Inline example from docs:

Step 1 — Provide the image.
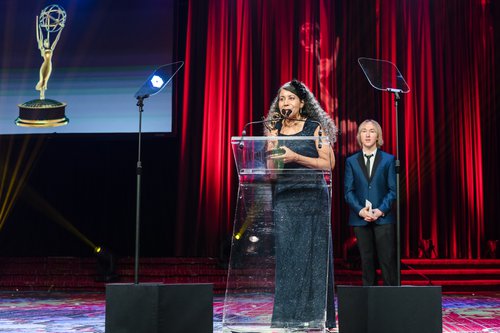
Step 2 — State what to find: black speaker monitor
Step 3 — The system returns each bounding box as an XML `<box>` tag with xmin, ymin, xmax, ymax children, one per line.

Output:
<box><xmin>337</xmin><ymin>285</ymin><xmax>442</xmax><ymax>333</ymax></box>
<box><xmin>105</xmin><ymin>283</ymin><xmax>213</xmax><ymax>333</ymax></box>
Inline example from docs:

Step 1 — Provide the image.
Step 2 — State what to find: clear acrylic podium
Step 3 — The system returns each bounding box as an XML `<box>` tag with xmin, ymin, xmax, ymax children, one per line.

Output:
<box><xmin>223</xmin><ymin>136</ymin><xmax>332</xmax><ymax>333</ymax></box>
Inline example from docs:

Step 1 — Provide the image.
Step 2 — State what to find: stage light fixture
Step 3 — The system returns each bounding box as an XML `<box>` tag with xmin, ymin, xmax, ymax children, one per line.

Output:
<box><xmin>94</xmin><ymin>246</ymin><xmax>118</xmax><ymax>282</ymax></box>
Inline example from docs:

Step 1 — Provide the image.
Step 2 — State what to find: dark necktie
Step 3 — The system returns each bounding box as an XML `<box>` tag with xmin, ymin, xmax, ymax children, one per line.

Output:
<box><xmin>365</xmin><ymin>154</ymin><xmax>373</xmax><ymax>177</ymax></box>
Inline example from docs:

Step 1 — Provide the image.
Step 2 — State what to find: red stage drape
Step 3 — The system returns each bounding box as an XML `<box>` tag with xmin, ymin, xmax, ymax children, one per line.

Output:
<box><xmin>175</xmin><ymin>0</ymin><xmax>498</xmax><ymax>259</ymax></box>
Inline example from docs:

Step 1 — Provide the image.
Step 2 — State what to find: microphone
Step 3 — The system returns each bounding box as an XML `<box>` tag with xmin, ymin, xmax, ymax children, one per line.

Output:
<box><xmin>280</xmin><ymin>109</ymin><xmax>292</xmax><ymax>118</ymax></box>
<box><xmin>280</xmin><ymin>111</ymin><xmax>324</xmax><ymax>149</ymax></box>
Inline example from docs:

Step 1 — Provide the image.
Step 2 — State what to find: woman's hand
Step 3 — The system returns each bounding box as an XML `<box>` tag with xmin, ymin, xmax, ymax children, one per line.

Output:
<box><xmin>269</xmin><ymin>146</ymin><xmax>298</xmax><ymax>164</ymax></box>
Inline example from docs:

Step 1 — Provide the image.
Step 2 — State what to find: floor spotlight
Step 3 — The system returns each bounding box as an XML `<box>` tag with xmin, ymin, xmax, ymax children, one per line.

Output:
<box><xmin>94</xmin><ymin>247</ymin><xmax>118</xmax><ymax>282</ymax></box>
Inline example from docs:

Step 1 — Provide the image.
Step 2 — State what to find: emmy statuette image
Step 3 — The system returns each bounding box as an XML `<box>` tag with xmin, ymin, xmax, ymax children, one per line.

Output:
<box><xmin>16</xmin><ymin>4</ymin><xmax>69</xmax><ymax>127</ymax></box>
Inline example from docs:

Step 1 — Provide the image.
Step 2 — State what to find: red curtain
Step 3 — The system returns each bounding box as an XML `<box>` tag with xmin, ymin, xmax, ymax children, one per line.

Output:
<box><xmin>175</xmin><ymin>0</ymin><xmax>498</xmax><ymax>259</ymax></box>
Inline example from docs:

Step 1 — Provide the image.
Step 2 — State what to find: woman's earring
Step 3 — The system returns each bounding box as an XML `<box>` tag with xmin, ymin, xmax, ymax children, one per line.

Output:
<box><xmin>299</xmin><ymin>108</ymin><xmax>305</xmax><ymax>116</ymax></box>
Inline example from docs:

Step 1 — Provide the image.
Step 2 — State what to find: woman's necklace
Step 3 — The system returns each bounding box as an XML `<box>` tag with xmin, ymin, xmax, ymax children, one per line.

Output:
<box><xmin>282</xmin><ymin>117</ymin><xmax>306</xmax><ymax>134</ymax></box>
<box><xmin>284</xmin><ymin>116</ymin><xmax>305</xmax><ymax>128</ymax></box>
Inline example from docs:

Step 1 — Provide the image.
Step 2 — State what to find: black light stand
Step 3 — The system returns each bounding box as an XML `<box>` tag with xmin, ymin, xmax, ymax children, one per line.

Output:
<box><xmin>387</xmin><ymin>88</ymin><xmax>402</xmax><ymax>286</ymax></box>
<box><xmin>387</xmin><ymin>88</ymin><xmax>432</xmax><ymax>286</ymax></box>
<box><xmin>134</xmin><ymin>95</ymin><xmax>147</xmax><ymax>284</ymax></box>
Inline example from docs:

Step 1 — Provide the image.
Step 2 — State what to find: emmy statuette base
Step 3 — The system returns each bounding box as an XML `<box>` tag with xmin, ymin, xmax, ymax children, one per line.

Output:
<box><xmin>105</xmin><ymin>283</ymin><xmax>213</xmax><ymax>333</ymax></box>
<box><xmin>337</xmin><ymin>285</ymin><xmax>442</xmax><ymax>333</ymax></box>
<box><xmin>17</xmin><ymin>99</ymin><xmax>69</xmax><ymax>128</ymax></box>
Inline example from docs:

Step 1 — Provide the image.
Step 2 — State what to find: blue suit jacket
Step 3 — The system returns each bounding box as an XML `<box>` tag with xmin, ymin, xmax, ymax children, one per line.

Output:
<box><xmin>344</xmin><ymin>150</ymin><xmax>396</xmax><ymax>226</ymax></box>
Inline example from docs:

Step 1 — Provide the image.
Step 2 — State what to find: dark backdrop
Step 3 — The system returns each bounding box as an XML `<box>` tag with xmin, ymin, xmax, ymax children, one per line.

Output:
<box><xmin>0</xmin><ymin>134</ymin><xmax>179</xmax><ymax>257</ymax></box>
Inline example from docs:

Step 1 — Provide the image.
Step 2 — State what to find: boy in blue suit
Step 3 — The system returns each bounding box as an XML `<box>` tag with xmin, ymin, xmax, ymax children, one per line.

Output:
<box><xmin>344</xmin><ymin>119</ymin><xmax>397</xmax><ymax>286</ymax></box>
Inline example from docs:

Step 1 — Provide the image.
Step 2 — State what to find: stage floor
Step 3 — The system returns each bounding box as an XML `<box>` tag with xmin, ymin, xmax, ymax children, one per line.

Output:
<box><xmin>0</xmin><ymin>291</ymin><xmax>498</xmax><ymax>332</ymax></box>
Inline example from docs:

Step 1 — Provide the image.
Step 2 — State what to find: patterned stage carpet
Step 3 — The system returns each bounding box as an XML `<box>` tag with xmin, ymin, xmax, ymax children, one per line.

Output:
<box><xmin>0</xmin><ymin>291</ymin><xmax>498</xmax><ymax>332</ymax></box>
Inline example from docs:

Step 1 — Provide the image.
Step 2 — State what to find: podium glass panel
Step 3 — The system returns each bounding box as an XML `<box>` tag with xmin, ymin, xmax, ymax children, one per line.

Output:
<box><xmin>223</xmin><ymin>136</ymin><xmax>332</xmax><ymax>333</ymax></box>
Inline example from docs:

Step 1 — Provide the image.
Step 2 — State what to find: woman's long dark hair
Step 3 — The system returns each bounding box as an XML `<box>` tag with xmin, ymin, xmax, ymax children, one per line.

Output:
<box><xmin>264</xmin><ymin>79</ymin><xmax>338</xmax><ymax>144</ymax></box>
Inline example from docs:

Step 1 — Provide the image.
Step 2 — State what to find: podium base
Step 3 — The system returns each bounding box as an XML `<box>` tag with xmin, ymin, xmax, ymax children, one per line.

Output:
<box><xmin>337</xmin><ymin>285</ymin><xmax>442</xmax><ymax>333</ymax></box>
<box><xmin>105</xmin><ymin>283</ymin><xmax>213</xmax><ymax>333</ymax></box>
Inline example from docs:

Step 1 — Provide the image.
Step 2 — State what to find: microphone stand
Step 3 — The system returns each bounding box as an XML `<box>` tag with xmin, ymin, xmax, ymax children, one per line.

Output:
<box><xmin>238</xmin><ymin>116</ymin><xmax>284</xmax><ymax>149</ymax></box>
<box><xmin>134</xmin><ymin>94</ymin><xmax>148</xmax><ymax>284</ymax></box>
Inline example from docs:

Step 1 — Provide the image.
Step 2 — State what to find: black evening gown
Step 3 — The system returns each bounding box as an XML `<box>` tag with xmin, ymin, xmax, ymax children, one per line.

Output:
<box><xmin>271</xmin><ymin>118</ymin><xmax>336</xmax><ymax>329</ymax></box>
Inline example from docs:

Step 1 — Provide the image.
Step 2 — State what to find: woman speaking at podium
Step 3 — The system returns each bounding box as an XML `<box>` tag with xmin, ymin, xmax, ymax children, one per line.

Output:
<box><xmin>264</xmin><ymin>80</ymin><xmax>337</xmax><ymax>331</ymax></box>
